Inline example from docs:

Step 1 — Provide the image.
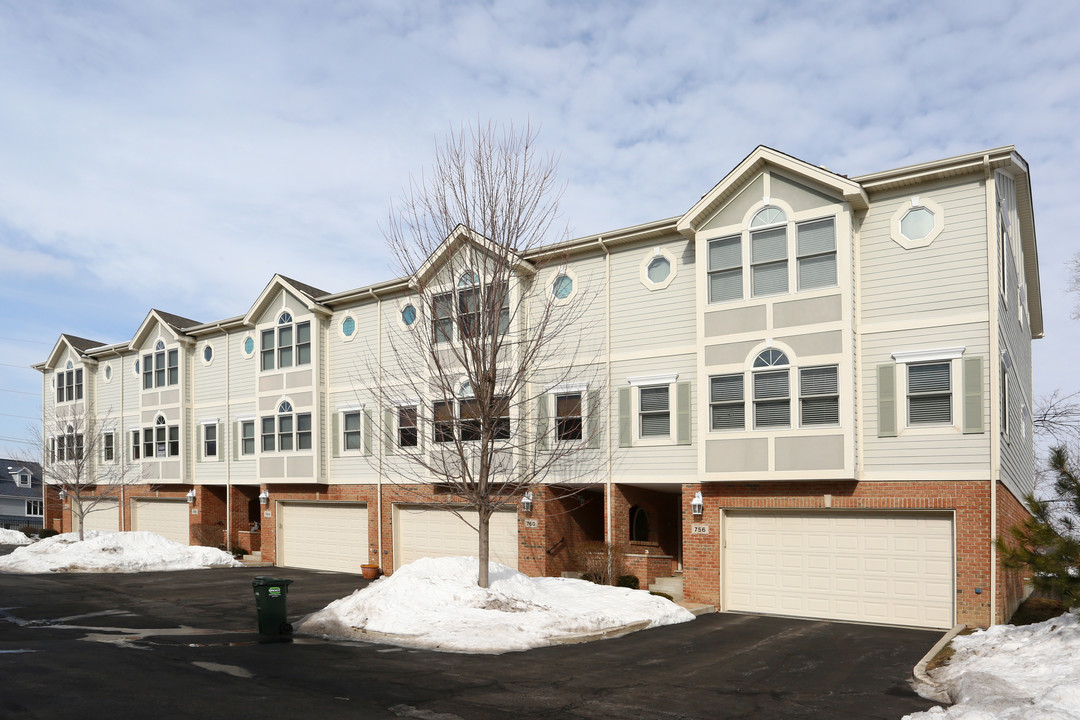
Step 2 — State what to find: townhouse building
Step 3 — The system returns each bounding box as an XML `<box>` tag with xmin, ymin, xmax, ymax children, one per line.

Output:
<box><xmin>0</xmin><ymin>460</ymin><xmax>43</xmax><ymax>530</ymax></box>
<box><xmin>36</xmin><ymin>145</ymin><xmax>1041</xmax><ymax>630</ymax></box>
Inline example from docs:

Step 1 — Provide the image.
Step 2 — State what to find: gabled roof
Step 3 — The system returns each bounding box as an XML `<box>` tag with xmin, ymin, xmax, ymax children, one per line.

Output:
<box><xmin>0</xmin><ymin>460</ymin><xmax>42</xmax><ymax>499</ymax></box>
<box><xmin>128</xmin><ymin>309</ymin><xmax>199</xmax><ymax>350</ymax></box>
<box><xmin>41</xmin><ymin>333</ymin><xmax>105</xmax><ymax>369</ymax></box>
<box><xmin>242</xmin><ymin>274</ymin><xmax>332</xmax><ymax>326</ymax></box>
<box><xmin>676</xmin><ymin>145</ymin><xmax>869</xmax><ymax>237</ymax></box>
<box><xmin>411</xmin><ymin>224</ymin><xmax>536</xmax><ymax>289</ymax></box>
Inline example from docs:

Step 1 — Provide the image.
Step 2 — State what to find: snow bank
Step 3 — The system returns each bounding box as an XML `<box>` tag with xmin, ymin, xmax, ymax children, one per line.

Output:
<box><xmin>0</xmin><ymin>531</ymin><xmax>242</xmax><ymax>573</ymax></box>
<box><xmin>298</xmin><ymin>556</ymin><xmax>695</xmax><ymax>653</ymax></box>
<box><xmin>0</xmin><ymin>528</ymin><xmax>33</xmax><ymax>545</ymax></box>
<box><xmin>905</xmin><ymin>611</ymin><xmax>1080</xmax><ymax>720</ymax></box>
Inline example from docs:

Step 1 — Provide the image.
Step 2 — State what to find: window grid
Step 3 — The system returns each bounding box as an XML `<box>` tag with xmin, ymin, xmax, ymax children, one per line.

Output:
<box><xmin>639</xmin><ymin>386</ymin><xmax>671</xmax><ymax>437</ymax></box>
<box><xmin>398</xmin><ymin>407</ymin><xmax>418</xmax><ymax>448</ymax></box>
<box><xmin>908</xmin><ymin>362</ymin><xmax>952</xmax><ymax>425</ymax></box>
<box><xmin>56</xmin><ymin>368</ymin><xmax>84</xmax><ymax>403</ymax></box>
<box><xmin>709</xmin><ymin>374</ymin><xmax>744</xmax><ymax>430</ymax></box>
<box><xmin>799</xmin><ymin>365</ymin><xmax>839</xmax><ymax>426</ymax></box>
<box><xmin>556</xmin><ymin>393</ymin><xmax>583</xmax><ymax>441</ymax></box>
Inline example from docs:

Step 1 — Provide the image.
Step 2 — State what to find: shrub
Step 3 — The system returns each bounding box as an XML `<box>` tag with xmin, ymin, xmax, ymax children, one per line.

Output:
<box><xmin>39</xmin><ymin>529</ymin><xmax>59</xmax><ymax>538</ymax></box>
<box><xmin>616</xmin><ymin>574</ymin><xmax>640</xmax><ymax>589</ymax></box>
<box><xmin>569</xmin><ymin>541</ymin><xmax>628</xmax><ymax>586</ymax></box>
<box><xmin>649</xmin><ymin>590</ymin><xmax>673</xmax><ymax>601</ymax></box>
<box><xmin>18</xmin><ymin>526</ymin><xmax>39</xmax><ymax>537</ymax></box>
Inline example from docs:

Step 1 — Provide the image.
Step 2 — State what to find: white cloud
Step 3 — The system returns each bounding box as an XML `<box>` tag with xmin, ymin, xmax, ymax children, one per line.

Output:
<box><xmin>1</xmin><ymin>0</ymin><xmax>1079</xmax><ymax>454</ymax></box>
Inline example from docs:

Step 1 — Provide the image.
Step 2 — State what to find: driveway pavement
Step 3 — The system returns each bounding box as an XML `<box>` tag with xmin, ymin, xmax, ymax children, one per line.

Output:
<box><xmin>0</xmin><ymin>562</ymin><xmax>940</xmax><ymax>719</ymax></box>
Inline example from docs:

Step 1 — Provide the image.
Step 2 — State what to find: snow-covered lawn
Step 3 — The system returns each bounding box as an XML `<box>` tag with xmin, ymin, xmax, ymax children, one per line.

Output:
<box><xmin>298</xmin><ymin>556</ymin><xmax>695</xmax><ymax>653</ymax></box>
<box><xmin>906</xmin><ymin>611</ymin><xmax>1080</xmax><ymax>719</ymax></box>
<box><xmin>0</xmin><ymin>528</ymin><xmax>33</xmax><ymax>545</ymax></box>
<box><xmin>0</xmin><ymin>530</ymin><xmax>241</xmax><ymax>573</ymax></box>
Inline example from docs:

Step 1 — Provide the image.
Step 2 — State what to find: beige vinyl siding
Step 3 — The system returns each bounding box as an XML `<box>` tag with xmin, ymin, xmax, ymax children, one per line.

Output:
<box><xmin>328</xmin><ymin>301</ymin><xmax>380</xmax><ymax>391</ymax></box>
<box><xmin>532</xmin><ymin>251</ymin><xmax>608</xmax><ymax>361</ymax></box>
<box><xmin>609</xmin><ymin>235</ymin><xmax>696</xmax><ymax>356</ymax></box>
<box><xmin>193</xmin><ymin>334</ymin><xmax>229</xmax><ymax>406</ymax></box>
<box><xmin>860</xmin><ymin>178</ymin><xmax>989</xmax><ymax>323</ymax></box>
<box><xmin>861</xmin><ymin>323</ymin><xmax>991</xmax><ymax>476</ymax></box>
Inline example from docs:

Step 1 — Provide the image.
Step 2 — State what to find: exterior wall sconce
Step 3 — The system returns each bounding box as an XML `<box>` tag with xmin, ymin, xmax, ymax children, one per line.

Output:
<box><xmin>58</xmin><ymin>489</ymin><xmax>67</xmax><ymax>501</ymax></box>
<box><xmin>186</xmin><ymin>489</ymin><xmax>196</xmax><ymax>504</ymax></box>
<box><xmin>691</xmin><ymin>491</ymin><xmax>704</xmax><ymax>517</ymax></box>
<box><xmin>259</xmin><ymin>489</ymin><xmax>270</xmax><ymax>506</ymax></box>
<box><xmin>521</xmin><ymin>491</ymin><xmax>533</xmax><ymax>513</ymax></box>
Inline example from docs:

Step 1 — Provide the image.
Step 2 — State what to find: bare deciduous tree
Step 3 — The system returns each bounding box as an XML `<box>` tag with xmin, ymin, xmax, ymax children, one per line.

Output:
<box><xmin>27</xmin><ymin>406</ymin><xmax>147</xmax><ymax>541</ymax></box>
<box><xmin>373</xmin><ymin>122</ymin><xmax>606</xmax><ymax>587</ymax></box>
<box><xmin>1034</xmin><ymin>390</ymin><xmax>1080</xmax><ymax>448</ymax></box>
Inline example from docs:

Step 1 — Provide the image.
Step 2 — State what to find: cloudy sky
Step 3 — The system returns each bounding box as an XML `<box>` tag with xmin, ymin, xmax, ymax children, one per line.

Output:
<box><xmin>1</xmin><ymin>0</ymin><xmax>1078</xmax><ymax>457</ymax></box>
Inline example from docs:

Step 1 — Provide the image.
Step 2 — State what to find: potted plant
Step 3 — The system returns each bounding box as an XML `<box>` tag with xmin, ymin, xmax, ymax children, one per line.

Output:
<box><xmin>361</xmin><ymin>563</ymin><xmax>381</xmax><ymax>580</ymax></box>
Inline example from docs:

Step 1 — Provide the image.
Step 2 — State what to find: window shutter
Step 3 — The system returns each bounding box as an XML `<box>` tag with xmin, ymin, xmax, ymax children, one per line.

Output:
<box><xmin>587</xmin><ymin>391</ymin><xmax>600</xmax><ymax>449</ymax></box>
<box><xmin>232</xmin><ymin>422</ymin><xmax>240</xmax><ymax>460</ymax></box>
<box><xmin>963</xmin><ymin>356</ymin><xmax>985</xmax><ymax>434</ymax></box>
<box><xmin>618</xmin><ymin>386</ymin><xmax>632</xmax><ymax>448</ymax></box>
<box><xmin>363</xmin><ymin>410</ymin><xmax>373</xmax><ymax>456</ymax></box>
<box><xmin>197</xmin><ymin>425</ymin><xmax>203</xmax><ymax>462</ymax></box>
<box><xmin>877</xmin><ymin>364</ymin><xmax>897</xmax><ymax>437</ymax></box>
<box><xmin>384</xmin><ymin>410</ymin><xmax>395</xmax><ymax>455</ymax></box>
<box><xmin>124</xmin><ymin>433</ymin><xmax>130</xmax><ymax>463</ymax></box>
<box><xmin>217</xmin><ymin>423</ymin><xmax>225</xmax><ymax>462</ymax></box>
<box><xmin>536</xmin><ymin>394</ymin><xmax>550</xmax><ymax>452</ymax></box>
<box><xmin>676</xmin><ymin>382</ymin><xmax>691</xmax><ymax>446</ymax></box>
<box><xmin>331</xmin><ymin>413</ymin><xmax>340</xmax><ymax>457</ymax></box>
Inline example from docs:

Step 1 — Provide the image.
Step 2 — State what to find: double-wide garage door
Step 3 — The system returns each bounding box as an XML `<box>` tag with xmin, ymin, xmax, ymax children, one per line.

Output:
<box><xmin>277</xmin><ymin>502</ymin><xmax>368</xmax><ymax>574</ymax></box>
<box><xmin>393</xmin><ymin>506</ymin><xmax>518</xmax><ymax>570</ymax></box>
<box><xmin>132</xmin><ymin>499</ymin><xmax>190</xmax><ymax>546</ymax></box>
<box><xmin>725</xmin><ymin>510</ymin><xmax>954</xmax><ymax>629</ymax></box>
<box><xmin>75</xmin><ymin>500</ymin><xmax>121</xmax><ymax>534</ymax></box>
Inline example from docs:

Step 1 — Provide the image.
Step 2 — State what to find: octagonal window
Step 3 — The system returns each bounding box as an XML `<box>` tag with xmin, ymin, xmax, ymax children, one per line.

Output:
<box><xmin>401</xmin><ymin>304</ymin><xmax>417</xmax><ymax>326</ymax></box>
<box><xmin>552</xmin><ymin>274</ymin><xmax>573</xmax><ymax>300</ymax></box>
<box><xmin>647</xmin><ymin>257</ymin><xmax>671</xmax><ymax>283</ymax></box>
<box><xmin>901</xmin><ymin>207</ymin><xmax>935</xmax><ymax>241</ymax></box>
<box><xmin>342</xmin><ymin>316</ymin><xmax>355</xmax><ymax>337</ymax></box>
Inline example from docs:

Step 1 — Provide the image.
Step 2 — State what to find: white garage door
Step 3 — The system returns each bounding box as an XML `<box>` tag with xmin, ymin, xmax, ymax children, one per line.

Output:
<box><xmin>725</xmin><ymin>510</ymin><xmax>954</xmax><ymax>629</ymax></box>
<box><xmin>75</xmin><ymin>500</ymin><xmax>121</xmax><ymax>533</ymax></box>
<box><xmin>132</xmin><ymin>499</ymin><xmax>190</xmax><ymax>546</ymax></box>
<box><xmin>277</xmin><ymin>502</ymin><xmax>368</xmax><ymax>573</ymax></box>
<box><xmin>393</xmin><ymin>505</ymin><xmax>518</xmax><ymax>570</ymax></box>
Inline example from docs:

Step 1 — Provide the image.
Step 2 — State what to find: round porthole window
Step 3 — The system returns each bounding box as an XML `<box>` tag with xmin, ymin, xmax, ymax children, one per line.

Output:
<box><xmin>401</xmin><ymin>304</ymin><xmax>417</xmax><ymax>326</ymax></box>
<box><xmin>647</xmin><ymin>257</ymin><xmax>671</xmax><ymax>283</ymax></box>
<box><xmin>104</xmin><ymin>365</ymin><xmax>113</xmax><ymax>381</ymax></box>
<box><xmin>134</xmin><ymin>359</ymin><xmax>140</xmax><ymax>376</ymax></box>
<box><xmin>243</xmin><ymin>337</ymin><xmax>255</xmax><ymax>355</ymax></box>
<box><xmin>342</xmin><ymin>316</ymin><xmax>356</xmax><ymax>337</ymax></box>
<box><xmin>552</xmin><ymin>274</ymin><xmax>573</xmax><ymax>300</ymax></box>
<box><xmin>203</xmin><ymin>345</ymin><xmax>213</xmax><ymax>363</ymax></box>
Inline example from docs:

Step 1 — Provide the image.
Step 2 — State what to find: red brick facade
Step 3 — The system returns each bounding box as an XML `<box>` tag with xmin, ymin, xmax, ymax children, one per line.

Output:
<box><xmin>995</xmin><ymin>482</ymin><xmax>1032</xmax><ymax>623</ymax></box>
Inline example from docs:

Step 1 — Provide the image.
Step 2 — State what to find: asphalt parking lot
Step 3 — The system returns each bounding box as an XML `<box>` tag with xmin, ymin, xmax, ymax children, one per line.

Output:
<box><xmin>0</xmin><ymin>560</ymin><xmax>940</xmax><ymax>719</ymax></box>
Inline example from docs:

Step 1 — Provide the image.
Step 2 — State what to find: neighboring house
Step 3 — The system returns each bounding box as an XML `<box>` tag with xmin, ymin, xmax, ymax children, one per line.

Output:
<box><xmin>0</xmin><ymin>460</ymin><xmax>44</xmax><ymax>530</ymax></box>
<box><xmin>34</xmin><ymin>145</ymin><xmax>1041</xmax><ymax>630</ymax></box>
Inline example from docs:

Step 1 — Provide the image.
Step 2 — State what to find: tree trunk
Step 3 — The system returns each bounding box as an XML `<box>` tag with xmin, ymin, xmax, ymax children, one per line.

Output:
<box><xmin>478</xmin><ymin>508</ymin><xmax>490</xmax><ymax>588</ymax></box>
<box><xmin>76</xmin><ymin>507</ymin><xmax>85</xmax><ymax>542</ymax></box>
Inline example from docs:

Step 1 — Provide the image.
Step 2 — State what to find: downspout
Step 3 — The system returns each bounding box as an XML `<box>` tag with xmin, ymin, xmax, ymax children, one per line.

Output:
<box><xmin>597</xmin><ymin>237</ymin><xmax>613</xmax><ymax>548</ymax></box>
<box><xmin>225</xmin><ymin>327</ymin><xmax>231</xmax><ymax>551</ymax></box>
<box><xmin>371</xmin><ymin>288</ymin><xmax>384</xmax><ymax>565</ymax></box>
<box><xmin>984</xmin><ymin>155</ymin><xmax>998</xmax><ymax>625</ymax></box>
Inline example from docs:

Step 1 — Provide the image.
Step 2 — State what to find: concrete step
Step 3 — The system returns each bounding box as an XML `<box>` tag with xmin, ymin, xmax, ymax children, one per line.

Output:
<box><xmin>649</xmin><ymin>575</ymin><xmax>684</xmax><ymax>602</ymax></box>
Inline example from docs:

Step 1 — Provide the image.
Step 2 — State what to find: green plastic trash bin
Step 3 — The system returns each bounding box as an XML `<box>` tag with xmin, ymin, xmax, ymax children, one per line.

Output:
<box><xmin>252</xmin><ymin>576</ymin><xmax>294</xmax><ymax>635</ymax></box>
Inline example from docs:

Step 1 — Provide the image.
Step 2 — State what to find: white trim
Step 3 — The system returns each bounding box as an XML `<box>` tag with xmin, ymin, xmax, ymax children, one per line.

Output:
<box><xmin>201</xmin><ymin>342</ymin><xmax>215</xmax><ymax>366</ymax></box>
<box><xmin>198</xmin><ymin>418</ymin><xmax>220</xmax><ymax>425</ymax></box>
<box><xmin>340</xmin><ymin>313</ymin><xmax>358</xmax><ymax>342</ymax></box>
<box><xmin>398</xmin><ymin>301</ymin><xmax>420</xmax><ymax>332</ymax></box>
<box><xmin>241</xmin><ymin>332</ymin><xmax>256</xmax><ymax>359</ymax></box>
<box><xmin>235</xmin><ymin>415</ymin><xmax>255</xmax><ymax>422</ymax></box>
<box><xmin>548</xmin><ymin>266</ymin><xmax>579</xmax><ymax>304</ymax></box>
<box><xmin>892</xmin><ymin>347</ymin><xmax>965</xmax><ymax>364</ymax></box>
<box><xmin>627</xmin><ymin>373</ymin><xmax>678</xmax><ymax>387</ymax></box>
<box><xmin>103</xmin><ymin>362</ymin><xmax>113</xmax><ymax>384</ymax></box>
<box><xmin>336</xmin><ymin>404</ymin><xmax>365</xmax><ymax>412</ymax></box>
<box><xmin>639</xmin><ymin>247</ymin><xmax>678</xmax><ymax>291</ymax></box>
<box><xmin>889</xmin><ymin>196</ymin><xmax>945</xmax><ymax>250</ymax></box>
<box><xmin>546</xmin><ymin>381</ymin><xmax>589</xmax><ymax>395</ymax></box>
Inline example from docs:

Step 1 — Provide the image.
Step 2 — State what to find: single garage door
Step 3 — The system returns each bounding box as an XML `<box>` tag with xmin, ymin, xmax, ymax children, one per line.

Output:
<box><xmin>75</xmin><ymin>500</ymin><xmax>121</xmax><ymax>534</ymax></box>
<box><xmin>393</xmin><ymin>505</ymin><xmax>518</xmax><ymax>570</ymax></box>
<box><xmin>132</xmin><ymin>499</ymin><xmax>190</xmax><ymax>545</ymax></box>
<box><xmin>277</xmin><ymin>502</ymin><xmax>368</xmax><ymax>573</ymax></box>
<box><xmin>725</xmin><ymin>510</ymin><xmax>954</xmax><ymax>629</ymax></box>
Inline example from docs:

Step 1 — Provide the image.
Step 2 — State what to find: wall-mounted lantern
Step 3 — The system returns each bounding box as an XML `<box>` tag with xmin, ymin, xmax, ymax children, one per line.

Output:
<box><xmin>691</xmin><ymin>491</ymin><xmax>704</xmax><ymax>517</ymax></box>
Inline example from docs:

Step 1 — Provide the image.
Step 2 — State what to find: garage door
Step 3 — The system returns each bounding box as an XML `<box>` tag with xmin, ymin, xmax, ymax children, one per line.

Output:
<box><xmin>277</xmin><ymin>502</ymin><xmax>368</xmax><ymax>573</ymax></box>
<box><xmin>393</xmin><ymin>505</ymin><xmax>518</xmax><ymax>570</ymax></box>
<box><xmin>132</xmin><ymin>499</ymin><xmax>190</xmax><ymax>546</ymax></box>
<box><xmin>75</xmin><ymin>500</ymin><xmax>121</xmax><ymax>534</ymax></box>
<box><xmin>725</xmin><ymin>510</ymin><xmax>953</xmax><ymax>629</ymax></box>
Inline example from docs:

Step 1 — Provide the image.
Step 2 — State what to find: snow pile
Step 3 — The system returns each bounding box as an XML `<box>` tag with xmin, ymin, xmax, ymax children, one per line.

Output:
<box><xmin>298</xmin><ymin>556</ymin><xmax>695</xmax><ymax>653</ymax></box>
<box><xmin>0</xmin><ymin>528</ymin><xmax>33</xmax><ymax>545</ymax></box>
<box><xmin>906</xmin><ymin>611</ymin><xmax>1080</xmax><ymax>719</ymax></box>
<box><xmin>0</xmin><ymin>531</ymin><xmax>242</xmax><ymax>573</ymax></box>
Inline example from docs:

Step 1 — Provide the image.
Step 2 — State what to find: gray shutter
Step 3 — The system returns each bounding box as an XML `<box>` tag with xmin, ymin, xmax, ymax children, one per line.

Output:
<box><xmin>963</xmin><ymin>356</ymin><xmax>985</xmax><ymax>434</ymax></box>
<box><xmin>232</xmin><ymin>422</ymin><xmax>240</xmax><ymax>460</ymax></box>
<box><xmin>124</xmin><ymin>432</ymin><xmax>131</xmax><ymax>463</ymax></box>
<box><xmin>536</xmin><ymin>394</ymin><xmax>549</xmax><ymax>452</ymax></box>
<box><xmin>217</xmin><ymin>423</ymin><xmax>225</xmax><ymax>462</ymax></box>
<box><xmin>618</xmin><ymin>386</ymin><xmax>632</xmax><ymax>448</ymax></box>
<box><xmin>587</xmin><ymin>390</ymin><xmax>600</xmax><ymax>449</ymax></box>
<box><xmin>676</xmin><ymin>382</ymin><xmax>691</xmax><ymax>445</ymax></box>
<box><xmin>331</xmin><ymin>413</ymin><xmax>340</xmax><ymax>457</ymax></box>
<box><xmin>196</xmin><ymin>424</ymin><xmax>203</xmax><ymax>462</ymax></box>
<box><xmin>384</xmin><ymin>410</ymin><xmax>395</xmax><ymax>455</ymax></box>
<box><xmin>877</xmin><ymin>364</ymin><xmax>897</xmax><ymax>437</ymax></box>
<box><xmin>363</xmin><ymin>410</ymin><xmax>373</xmax><ymax>456</ymax></box>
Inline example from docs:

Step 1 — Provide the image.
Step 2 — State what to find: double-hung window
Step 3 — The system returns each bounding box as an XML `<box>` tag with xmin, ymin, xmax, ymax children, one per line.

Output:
<box><xmin>55</xmin><ymin>426</ymin><xmax>84</xmax><ymax>461</ymax></box>
<box><xmin>432</xmin><ymin>395</ymin><xmax>510</xmax><ymax>442</ymax></box>
<box><xmin>203</xmin><ymin>424</ymin><xmax>217</xmax><ymax>458</ymax></box>
<box><xmin>56</xmin><ymin>364</ymin><xmax>83</xmax><ymax>403</ymax></box>
<box><xmin>639</xmin><ymin>386</ymin><xmax>671</xmax><ymax>437</ymax></box>
<box><xmin>708</xmin><ymin>236</ymin><xmax>742</xmax><ymax>303</ymax></box>
<box><xmin>433</xmin><ymin>273</ymin><xmax>510</xmax><ymax>343</ymax></box>
<box><xmin>262</xmin><ymin>402</ymin><xmax>312</xmax><ymax>452</ymax></box>
<box><xmin>753</xmin><ymin>349</ymin><xmax>790</xmax><ymax>428</ymax></box>
<box><xmin>142</xmin><ymin>341</ymin><xmax>178</xmax><ymax>389</ymax></box>
<box><xmin>343</xmin><ymin>411</ymin><xmax>362</xmax><ymax>451</ymax></box>
<box><xmin>241</xmin><ymin>421</ymin><xmax>255</xmax><ymax>456</ymax></box>
<box><xmin>26</xmin><ymin>500</ymin><xmax>43</xmax><ymax>517</ymax></box>
<box><xmin>398</xmin><ymin>407</ymin><xmax>418</xmax><ymax>448</ymax></box>
<box><xmin>103</xmin><ymin>431</ymin><xmax>115</xmax><ymax>462</ymax></box>
<box><xmin>556</xmin><ymin>393</ymin><xmax>583</xmax><ymax>441</ymax></box>
<box><xmin>709</xmin><ymin>374</ymin><xmax>744</xmax><ymax>430</ymax></box>
<box><xmin>751</xmin><ymin>225</ymin><xmax>788</xmax><ymax>297</ymax></box>
<box><xmin>796</xmin><ymin>218</ymin><xmax>837</xmax><ymax>290</ymax></box>
<box><xmin>799</xmin><ymin>366</ymin><xmax>839</xmax><ymax>425</ymax></box>
<box><xmin>142</xmin><ymin>416</ymin><xmax>178</xmax><ymax>458</ymax></box>
<box><xmin>262</xmin><ymin>313</ymin><xmax>311</xmax><ymax>371</ymax></box>
<box><xmin>131</xmin><ymin>430</ymin><xmax>141</xmax><ymax>460</ymax></box>
<box><xmin>908</xmin><ymin>362</ymin><xmax>952</xmax><ymax>425</ymax></box>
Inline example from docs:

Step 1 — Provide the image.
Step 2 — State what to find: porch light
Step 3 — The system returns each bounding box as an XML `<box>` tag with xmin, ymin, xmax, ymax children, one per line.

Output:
<box><xmin>58</xmin><ymin>489</ymin><xmax>67</xmax><ymax>501</ymax></box>
<box><xmin>186</xmin><ymin>489</ymin><xmax>196</xmax><ymax>504</ymax></box>
<box><xmin>521</xmin><ymin>491</ymin><xmax>533</xmax><ymax>513</ymax></box>
<box><xmin>691</xmin><ymin>491</ymin><xmax>704</xmax><ymax>517</ymax></box>
<box><xmin>259</xmin><ymin>489</ymin><xmax>270</xmax><ymax>505</ymax></box>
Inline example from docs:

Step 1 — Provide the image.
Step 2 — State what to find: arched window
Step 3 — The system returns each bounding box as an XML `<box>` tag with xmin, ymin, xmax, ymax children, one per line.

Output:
<box><xmin>278</xmin><ymin>312</ymin><xmax>293</xmax><ymax>325</ymax></box>
<box><xmin>458</xmin><ymin>269</ymin><xmax>479</xmax><ymax>287</ymax></box>
<box><xmin>155</xmin><ymin>340</ymin><xmax>165</xmax><ymax>351</ymax></box>
<box><xmin>630</xmin><ymin>506</ymin><xmax>650</xmax><ymax>543</ymax></box>
<box><xmin>753</xmin><ymin>348</ymin><xmax>789</xmax><ymax>368</ymax></box>
<box><xmin>753</xmin><ymin>349</ymin><xmax>790</xmax><ymax>427</ymax></box>
<box><xmin>262</xmin><ymin>312</ymin><xmax>309</xmax><ymax>371</ymax></box>
<box><xmin>751</xmin><ymin>206</ymin><xmax>786</xmax><ymax>228</ymax></box>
